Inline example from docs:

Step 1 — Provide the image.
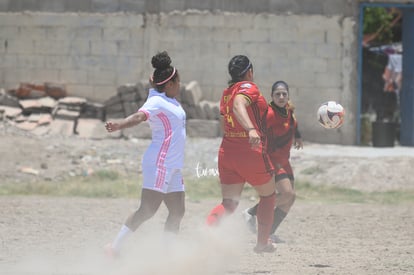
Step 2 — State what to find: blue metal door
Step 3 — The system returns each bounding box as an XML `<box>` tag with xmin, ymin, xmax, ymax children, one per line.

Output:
<box><xmin>359</xmin><ymin>3</ymin><xmax>414</xmax><ymax>146</ymax></box>
<box><xmin>400</xmin><ymin>8</ymin><xmax>414</xmax><ymax>145</ymax></box>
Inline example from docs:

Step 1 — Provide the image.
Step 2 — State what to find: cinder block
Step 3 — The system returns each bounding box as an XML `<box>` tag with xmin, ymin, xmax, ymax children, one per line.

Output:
<box><xmin>49</xmin><ymin>118</ymin><xmax>75</xmax><ymax>136</ymax></box>
<box><xmin>195</xmin><ymin>104</ymin><xmax>206</xmax><ymax>120</ymax></box>
<box><xmin>103</xmin><ymin>27</ymin><xmax>130</xmax><ymax>41</ymax></box>
<box><xmin>200</xmin><ymin>100</ymin><xmax>220</xmax><ymax>120</ymax></box>
<box><xmin>6</xmin><ymin>39</ymin><xmax>35</xmax><ymax>54</ymax></box>
<box><xmin>91</xmin><ymin>41</ymin><xmax>118</xmax><ymax>55</ymax></box>
<box><xmin>76</xmin><ymin>118</ymin><xmax>121</xmax><ymax>139</ymax></box>
<box><xmin>0</xmin><ymin>106</ymin><xmax>22</xmax><ymax>118</ymax></box>
<box><xmin>122</xmin><ymin>121</ymin><xmax>151</xmax><ymax>139</ymax></box>
<box><xmin>117</xmin><ymin>83</ymin><xmax>137</xmax><ymax>97</ymax></box>
<box><xmin>186</xmin><ymin>119</ymin><xmax>220</xmax><ymax>138</ymax></box>
<box><xmin>184</xmin><ymin>81</ymin><xmax>203</xmax><ymax>106</ymax></box>
<box><xmin>93</xmin><ymin>85</ymin><xmax>117</xmax><ymax>103</ymax></box>
<box><xmin>182</xmin><ymin>104</ymin><xmax>197</xmax><ymax>119</ymax></box>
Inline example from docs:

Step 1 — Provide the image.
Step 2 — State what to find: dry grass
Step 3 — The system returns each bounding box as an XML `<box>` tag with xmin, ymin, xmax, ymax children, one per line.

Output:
<box><xmin>1</xmin><ymin>169</ymin><xmax>414</xmax><ymax>204</ymax></box>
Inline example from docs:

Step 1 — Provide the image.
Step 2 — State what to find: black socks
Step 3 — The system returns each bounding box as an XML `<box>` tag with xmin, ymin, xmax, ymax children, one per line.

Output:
<box><xmin>270</xmin><ymin>207</ymin><xmax>287</xmax><ymax>234</ymax></box>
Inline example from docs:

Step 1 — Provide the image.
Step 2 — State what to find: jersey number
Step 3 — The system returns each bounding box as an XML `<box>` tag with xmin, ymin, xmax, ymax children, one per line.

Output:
<box><xmin>225</xmin><ymin>106</ymin><xmax>235</xmax><ymax>128</ymax></box>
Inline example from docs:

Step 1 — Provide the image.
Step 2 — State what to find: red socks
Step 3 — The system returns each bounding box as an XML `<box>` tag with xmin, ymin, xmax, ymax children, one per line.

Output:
<box><xmin>206</xmin><ymin>204</ymin><xmax>225</xmax><ymax>226</ymax></box>
<box><xmin>256</xmin><ymin>192</ymin><xmax>276</xmax><ymax>245</ymax></box>
<box><xmin>206</xmin><ymin>199</ymin><xmax>239</xmax><ymax>226</ymax></box>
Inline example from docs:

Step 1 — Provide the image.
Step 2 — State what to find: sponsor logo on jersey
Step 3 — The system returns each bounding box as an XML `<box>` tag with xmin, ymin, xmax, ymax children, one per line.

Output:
<box><xmin>240</xmin><ymin>83</ymin><xmax>252</xmax><ymax>88</ymax></box>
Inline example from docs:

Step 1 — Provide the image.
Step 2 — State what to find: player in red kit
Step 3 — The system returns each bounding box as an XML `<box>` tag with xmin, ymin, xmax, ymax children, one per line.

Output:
<box><xmin>243</xmin><ymin>80</ymin><xmax>303</xmax><ymax>243</ymax></box>
<box><xmin>206</xmin><ymin>55</ymin><xmax>276</xmax><ymax>253</ymax></box>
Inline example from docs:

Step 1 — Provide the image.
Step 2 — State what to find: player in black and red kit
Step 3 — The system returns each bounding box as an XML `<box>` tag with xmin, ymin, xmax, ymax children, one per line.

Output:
<box><xmin>243</xmin><ymin>80</ymin><xmax>303</xmax><ymax>243</ymax></box>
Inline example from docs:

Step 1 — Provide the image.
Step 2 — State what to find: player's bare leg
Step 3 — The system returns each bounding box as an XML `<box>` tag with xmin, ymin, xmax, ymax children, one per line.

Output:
<box><xmin>125</xmin><ymin>189</ymin><xmax>164</xmax><ymax>230</ymax></box>
<box><xmin>163</xmin><ymin>191</ymin><xmax>185</xmax><ymax>232</ymax></box>
<box><xmin>275</xmin><ymin>178</ymin><xmax>295</xmax><ymax>212</ymax></box>
<box><xmin>106</xmin><ymin>189</ymin><xmax>164</xmax><ymax>256</ymax></box>
<box><xmin>206</xmin><ymin>183</ymin><xmax>243</xmax><ymax>225</ymax></box>
<box><xmin>267</xmin><ymin>178</ymin><xmax>296</xmax><ymax>242</ymax></box>
<box><xmin>272</xmin><ymin>178</ymin><xmax>295</xmax><ymax>237</ymax></box>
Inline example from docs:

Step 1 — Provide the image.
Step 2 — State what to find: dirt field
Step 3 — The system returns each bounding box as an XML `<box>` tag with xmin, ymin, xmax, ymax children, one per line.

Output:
<box><xmin>0</xmin><ymin>197</ymin><xmax>413</xmax><ymax>275</ymax></box>
<box><xmin>1</xmin><ymin>123</ymin><xmax>414</xmax><ymax>274</ymax></box>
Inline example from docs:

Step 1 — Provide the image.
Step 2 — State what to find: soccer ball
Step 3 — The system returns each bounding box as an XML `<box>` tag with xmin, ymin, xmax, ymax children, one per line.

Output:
<box><xmin>317</xmin><ymin>101</ymin><xmax>345</xmax><ymax>129</ymax></box>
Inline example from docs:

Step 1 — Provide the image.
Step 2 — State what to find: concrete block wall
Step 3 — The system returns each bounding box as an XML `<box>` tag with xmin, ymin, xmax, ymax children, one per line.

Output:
<box><xmin>0</xmin><ymin>10</ymin><xmax>357</xmax><ymax>144</ymax></box>
<box><xmin>0</xmin><ymin>12</ymin><xmax>147</xmax><ymax>102</ymax></box>
<box><xmin>0</xmin><ymin>0</ymin><xmax>356</xmax><ymax>15</ymax></box>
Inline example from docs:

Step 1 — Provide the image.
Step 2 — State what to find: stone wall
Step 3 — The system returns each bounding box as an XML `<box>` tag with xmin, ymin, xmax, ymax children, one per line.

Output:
<box><xmin>3</xmin><ymin>1</ymin><xmax>410</xmax><ymax>144</ymax></box>
<box><xmin>0</xmin><ymin>9</ymin><xmax>357</xmax><ymax>144</ymax></box>
<box><xmin>0</xmin><ymin>0</ymin><xmax>355</xmax><ymax>15</ymax></box>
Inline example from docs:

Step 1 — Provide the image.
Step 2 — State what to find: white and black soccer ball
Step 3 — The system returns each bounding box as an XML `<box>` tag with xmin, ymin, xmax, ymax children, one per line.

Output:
<box><xmin>317</xmin><ymin>101</ymin><xmax>345</xmax><ymax>129</ymax></box>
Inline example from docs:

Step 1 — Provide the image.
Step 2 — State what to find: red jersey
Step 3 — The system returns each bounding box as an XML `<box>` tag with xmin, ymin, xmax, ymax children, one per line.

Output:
<box><xmin>266</xmin><ymin>102</ymin><xmax>298</xmax><ymax>167</ymax></box>
<box><xmin>218</xmin><ymin>81</ymin><xmax>274</xmax><ymax>185</ymax></box>
<box><xmin>220</xmin><ymin>81</ymin><xmax>268</xmax><ymax>150</ymax></box>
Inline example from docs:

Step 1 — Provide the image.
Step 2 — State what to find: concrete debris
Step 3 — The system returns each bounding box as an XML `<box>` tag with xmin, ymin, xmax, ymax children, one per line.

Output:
<box><xmin>182</xmin><ymin>81</ymin><xmax>203</xmax><ymax>106</ymax></box>
<box><xmin>9</xmin><ymin>82</ymin><xmax>67</xmax><ymax>99</ymax></box>
<box><xmin>58</xmin><ymin>96</ymin><xmax>87</xmax><ymax>106</ymax></box>
<box><xmin>53</xmin><ymin>109</ymin><xmax>80</xmax><ymax>120</ymax></box>
<box><xmin>19</xmin><ymin>167</ymin><xmax>40</xmax><ymax>175</ymax></box>
<box><xmin>16</xmin><ymin>121</ymin><xmax>38</xmax><ymax>131</ymax></box>
<box><xmin>0</xmin><ymin>88</ymin><xmax>20</xmax><ymax>108</ymax></box>
<box><xmin>44</xmin><ymin>82</ymin><xmax>67</xmax><ymax>99</ymax></box>
<box><xmin>1</xmin><ymin>80</ymin><xmax>221</xmax><ymax>139</ymax></box>
<box><xmin>123</xmin><ymin>121</ymin><xmax>152</xmax><ymax>139</ymax></box>
<box><xmin>19</xmin><ymin>97</ymin><xmax>55</xmax><ymax>112</ymax></box>
<box><xmin>76</xmin><ymin>118</ymin><xmax>121</xmax><ymax>139</ymax></box>
<box><xmin>186</xmin><ymin>119</ymin><xmax>222</xmax><ymax>138</ymax></box>
<box><xmin>0</xmin><ymin>106</ymin><xmax>22</xmax><ymax>118</ymax></box>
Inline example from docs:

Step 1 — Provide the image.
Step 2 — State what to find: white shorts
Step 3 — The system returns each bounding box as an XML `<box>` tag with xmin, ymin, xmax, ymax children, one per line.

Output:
<box><xmin>142</xmin><ymin>165</ymin><xmax>184</xmax><ymax>194</ymax></box>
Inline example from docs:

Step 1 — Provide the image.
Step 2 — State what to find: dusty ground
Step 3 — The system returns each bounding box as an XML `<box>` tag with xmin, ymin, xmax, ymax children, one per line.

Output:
<box><xmin>1</xmin><ymin>122</ymin><xmax>414</xmax><ymax>274</ymax></box>
<box><xmin>0</xmin><ymin>197</ymin><xmax>413</xmax><ymax>275</ymax></box>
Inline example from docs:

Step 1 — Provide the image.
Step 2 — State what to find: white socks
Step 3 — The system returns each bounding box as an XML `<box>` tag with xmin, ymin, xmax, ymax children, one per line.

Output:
<box><xmin>112</xmin><ymin>225</ymin><xmax>132</xmax><ymax>252</ymax></box>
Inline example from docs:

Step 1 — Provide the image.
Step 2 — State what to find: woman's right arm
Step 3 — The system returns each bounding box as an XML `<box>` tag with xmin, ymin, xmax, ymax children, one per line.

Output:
<box><xmin>105</xmin><ymin>111</ymin><xmax>147</xmax><ymax>132</ymax></box>
<box><xmin>233</xmin><ymin>94</ymin><xmax>255</xmax><ymax>131</ymax></box>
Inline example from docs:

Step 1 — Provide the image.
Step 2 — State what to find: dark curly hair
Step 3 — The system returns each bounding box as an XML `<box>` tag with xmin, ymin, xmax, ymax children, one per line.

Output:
<box><xmin>151</xmin><ymin>51</ymin><xmax>178</xmax><ymax>89</ymax></box>
<box><xmin>228</xmin><ymin>55</ymin><xmax>252</xmax><ymax>86</ymax></box>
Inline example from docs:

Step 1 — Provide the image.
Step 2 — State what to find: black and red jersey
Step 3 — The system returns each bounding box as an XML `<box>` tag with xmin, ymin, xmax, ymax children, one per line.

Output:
<box><xmin>266</xmin><ymin>102</ymin><xmax>299</xmax><ymax>166</ymax></box>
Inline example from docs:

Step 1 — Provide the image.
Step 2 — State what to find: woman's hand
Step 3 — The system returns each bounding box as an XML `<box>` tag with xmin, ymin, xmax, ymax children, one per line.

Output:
<box><xmin>105</xmin><ymin>121</ymin><xmax>120</xmax><ymax>132</ymax></box>
<box><xmin>248</xmin><ymin>128</ymin><xmax>261</xmax><ymax>148</ymax></box>
<box><xmin>294</xmin><ymin>138</ymin><xmax>303</xmax><ymax>150</ymax></box>
<box><xmin>105</xmin><ymin>111</ymin><xmax>146</xmax><ymax>133</ymax></box>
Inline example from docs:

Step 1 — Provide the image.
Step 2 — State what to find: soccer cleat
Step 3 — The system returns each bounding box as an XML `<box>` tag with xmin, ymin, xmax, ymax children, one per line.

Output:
<box><xmin>242</xmin><ymin>208</ymin><xmax>257</xmax><ymax>233</ymax></box>
<box><xmin>253</xmin><ymin>241</ymin><xmax>276</xmax><ymax>254</ymax></box>
<box><xmin>269</xmin><ymin>234</ymin><xmax>285</xmax><ymax>244</ymax></box>
<box><xmin>104</xmin><ymin>243</ymin><xmax>119</xmax><ymax>259</ymax></box>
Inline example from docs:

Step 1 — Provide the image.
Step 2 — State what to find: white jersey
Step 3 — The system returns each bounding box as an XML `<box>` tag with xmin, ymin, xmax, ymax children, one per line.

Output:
<box><xmin>139</xmin><ymin>88</ymin><xmax>186</xmax><ymax>169</ymax></box>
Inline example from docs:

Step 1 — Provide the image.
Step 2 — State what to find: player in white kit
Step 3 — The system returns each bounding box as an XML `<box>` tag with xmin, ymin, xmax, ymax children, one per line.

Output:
<box><xmin>104</xmin><ymin>51</ymin><xmax>186</xmax><ymax>257</ymax></box>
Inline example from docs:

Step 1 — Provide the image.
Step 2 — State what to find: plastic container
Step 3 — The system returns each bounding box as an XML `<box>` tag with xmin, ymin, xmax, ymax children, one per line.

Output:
<box><xmin>372</xmin><ymin>121</ymin><xmax>396</xmax><ymax>147</ymax></box>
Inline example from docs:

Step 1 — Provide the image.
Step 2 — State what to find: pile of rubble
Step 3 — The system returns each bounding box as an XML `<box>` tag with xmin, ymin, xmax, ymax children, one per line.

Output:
<box><xmin>0</xmin><ymin>81</ymin><xmax>221</xmax><ymax>139</ymax></box>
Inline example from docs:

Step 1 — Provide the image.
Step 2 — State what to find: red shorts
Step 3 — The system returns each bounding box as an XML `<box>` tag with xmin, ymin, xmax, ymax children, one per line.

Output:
<box><xmin>218</xmin><ymin>146</ymin><xmax>274</xmax><ymax>186</ymax></box>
